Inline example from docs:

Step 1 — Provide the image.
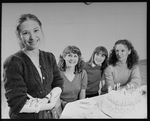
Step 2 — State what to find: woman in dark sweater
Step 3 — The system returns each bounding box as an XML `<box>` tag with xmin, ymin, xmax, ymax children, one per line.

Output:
<box><xmin>3</xmin><ymin>13</ymin><xmax>64</xmax><ymax>119</ymax></box>
<box><xmin>83</xmin><ymin>46</ymin><xmax>108</xmax><ymax>98</ymax></box>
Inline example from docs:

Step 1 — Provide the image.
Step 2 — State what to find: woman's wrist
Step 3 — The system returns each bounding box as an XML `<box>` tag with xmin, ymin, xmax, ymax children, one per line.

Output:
<box><xmin>44</xmin><ymin>97</ymin><xmax>50</xmax><ymax>103</ymax></box>
<box><xmin>45</xmin><ymin>93</ymin><xmax>52</xmax><ymax>103</ymax></box>
<box><xmin>39</xmin><ymin>102</ymin><xmax>55</xmax><ymax>111</ymax></box>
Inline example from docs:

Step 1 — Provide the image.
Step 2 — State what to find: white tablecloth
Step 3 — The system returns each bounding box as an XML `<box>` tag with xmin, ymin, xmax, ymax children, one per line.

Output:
<box><xmin>60</xmin><ymin>85</ymin><xmax>147</xmax><ymax>119</ymax></box>
<box><xmin>60</xmin><ymin>94</ymin><xmax>111</xmax><ymax>119</ymax></box>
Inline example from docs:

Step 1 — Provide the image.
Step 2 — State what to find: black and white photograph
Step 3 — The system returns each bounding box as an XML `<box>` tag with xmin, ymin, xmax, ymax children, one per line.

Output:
<box><xmin>1</xmin><ymin>2</ymin><xmax>147</xmax><ymax>119</ymax></box>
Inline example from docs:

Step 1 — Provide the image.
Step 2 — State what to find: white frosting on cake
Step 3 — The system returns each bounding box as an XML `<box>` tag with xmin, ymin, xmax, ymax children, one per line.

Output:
<box><xmin>101</xmin><ymin>88</ymin><xmax>147</xmax><ymax>118</ymax></box>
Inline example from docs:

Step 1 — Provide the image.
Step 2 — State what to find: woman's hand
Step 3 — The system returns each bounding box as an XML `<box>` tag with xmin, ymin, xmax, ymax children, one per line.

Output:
<box><xmin>49</xmin><ymin>87</ymin><xmax>62</xmax><ymax>105</ymax></box>
<box><xmin>36</xmin><ymin>98</ymin><xmax>49</xmax><ymax>105</ymax></box>
<box><xmin>21</xmin><ymin>98</ymin><xmax>41</xmax><ymax>113</ymax></box>
<box><xmin>25</xmin><ymin>98</ymin><xmax>39</xmax><ymax>107</ymax></box>
<box><xmin>126</xmin><ymin>84</ymin><xmax>135</xmax><ymax>90</ymax></box>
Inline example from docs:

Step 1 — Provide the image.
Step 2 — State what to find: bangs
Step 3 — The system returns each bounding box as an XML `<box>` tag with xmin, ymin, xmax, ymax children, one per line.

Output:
<box><xmin>63</xmin><ymin>46</ymin><xmax>81</xmax><ymax>57</ymax></box>
<box><xmin>95</xmin><ymin>51</ymin><xmax>107</xmax><ymax>57</ymax></box>
<box><xmin>94</xmin><ymin>47</ymin><xmax>108</xmax><ymax>56</ymax></box>
<box><xmin>100</xmin><ymin>51</ymin><xmax>108</xmax><ymax>56</ymax></box>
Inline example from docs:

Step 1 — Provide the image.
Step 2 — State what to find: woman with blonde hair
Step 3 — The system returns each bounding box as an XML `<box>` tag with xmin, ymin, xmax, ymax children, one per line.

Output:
<box><xmin>3</xmin><ymin>13</ymin><xmax>64</xmax><ymax>119</ymax></box>
<box><xmin>58</xmin><ymin>45</ymin><xmax>88</xmax><ymax>109</ymax></box>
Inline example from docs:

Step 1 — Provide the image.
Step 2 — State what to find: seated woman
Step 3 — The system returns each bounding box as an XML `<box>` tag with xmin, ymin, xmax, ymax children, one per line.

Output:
<box><xmin>83</xmin><ymin>46</ymin><xmax>108</xmax><ymax>98</ymax></box>
<box><xmin>58</xmin><ymin>45</ymin><xmax>88</xmax><ymax>109</ymax></box>
<box><xmin>101</xmin><ymin>39</ymin><xmax>141</xmax><ymax>94</ymax></box>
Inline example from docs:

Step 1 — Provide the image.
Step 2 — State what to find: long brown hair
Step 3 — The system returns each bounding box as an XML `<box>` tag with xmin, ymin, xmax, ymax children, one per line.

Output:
<box><xmin>87</xmin><ymin>46</ymin><xmax>108</xmax><ymax>75</ymax></box>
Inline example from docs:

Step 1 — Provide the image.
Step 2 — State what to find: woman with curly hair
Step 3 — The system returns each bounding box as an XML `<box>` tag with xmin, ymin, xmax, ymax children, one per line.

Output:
<box><xmin>58</xmin><ymin>45</ymin><xmax>87</xmax><ymax>109</ymax></box>
<box><xmin>83</xmin><ymin>46</ymin><xmax>108</xmax><ymax>97</ymax></box>
<box><xmin>101</xmin><ymin>39</ymin><xmax>141</xmax><ymax>94</ymax></box>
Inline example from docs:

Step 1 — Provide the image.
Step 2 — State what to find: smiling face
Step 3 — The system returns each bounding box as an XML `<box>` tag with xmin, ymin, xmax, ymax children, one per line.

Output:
<box><xmin>115</xmin><ymin>44</ymin><xmax>131</xmax><ymax>63</ymax></box>
<box><xmin>94</xmin><ymin>51</ymin><xmax>106</xmax><ymax>66</ymax></box>
<box><xmin>19</xmin><ymin>20</ymin><xmax>43</xmax><ymax>50</ymax></box>
<box><xmin>64</xmin><ymin>52</ymin><xmax>79</xmax><ymax>68</ymax></box>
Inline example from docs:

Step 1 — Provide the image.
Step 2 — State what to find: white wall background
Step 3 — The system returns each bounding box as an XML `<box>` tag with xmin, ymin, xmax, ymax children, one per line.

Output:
<box><xmin>1</xmin><ymin>2</ymin><xmax>147</xmax><ymax>77</ymax></box>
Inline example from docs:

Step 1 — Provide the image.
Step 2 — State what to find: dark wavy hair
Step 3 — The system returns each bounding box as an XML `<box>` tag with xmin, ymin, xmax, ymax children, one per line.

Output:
<box><xmin>58</xmin><ymin>45</ymin><xmax>84</xmax><ymax>74</ymax></box>
<box><xmin>87</xmin><ymin>46</ymin><xmax>108</xmax><ymax>75</ymax></box>
<box><xmin>15</xmin><ymin>13</ymin><xmax>43</xmax><ymax>49</ymax></box>
<box><xmin>109</xmin><ymin>39</ymin><xmax>139</xmax><ymax>69</ymax></box>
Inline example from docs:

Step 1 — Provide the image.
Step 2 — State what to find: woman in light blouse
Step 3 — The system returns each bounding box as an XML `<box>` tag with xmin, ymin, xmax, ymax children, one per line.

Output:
<box><xmin>101</xmin><ymin>39</ymin><xmax>141</xmax><ymax>94</ymax></box>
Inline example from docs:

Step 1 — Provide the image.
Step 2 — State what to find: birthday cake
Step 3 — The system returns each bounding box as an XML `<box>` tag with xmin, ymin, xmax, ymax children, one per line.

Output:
<box><xmin>101</xmin><ymin>88</ymin><xmax>147</xmax><ymax>118</ymax></box>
